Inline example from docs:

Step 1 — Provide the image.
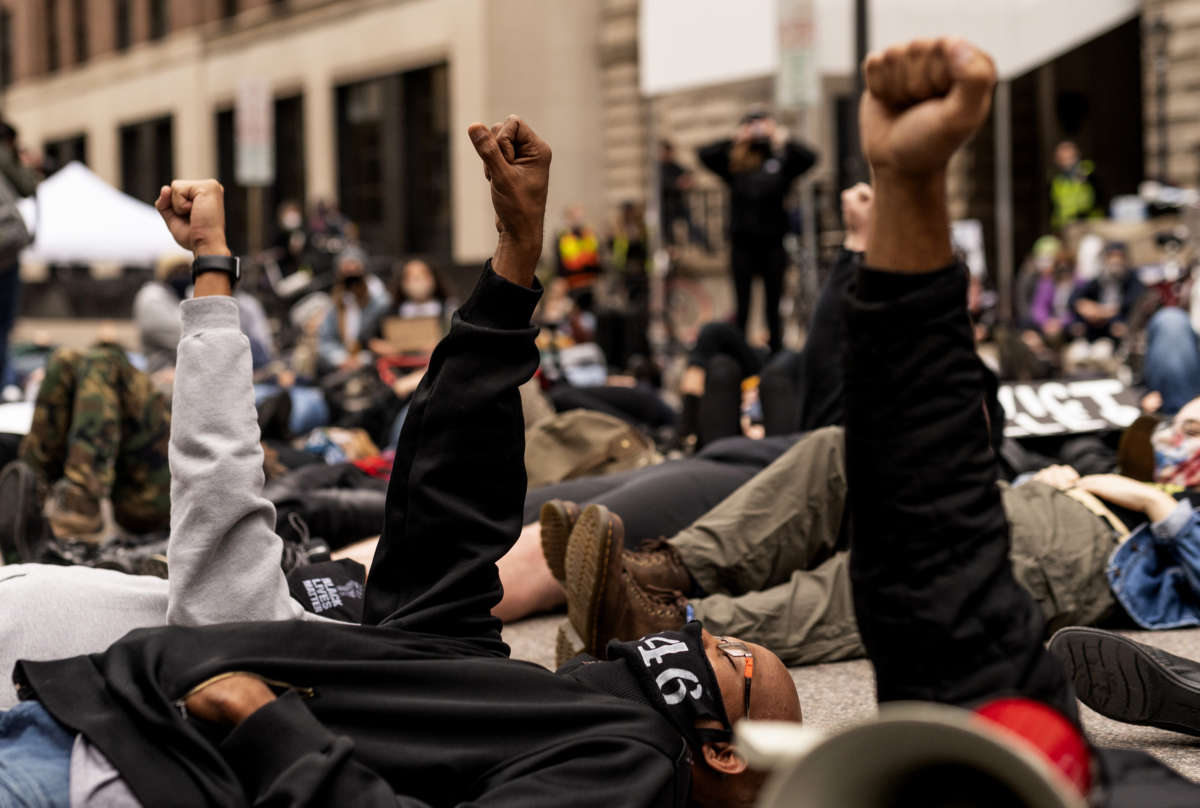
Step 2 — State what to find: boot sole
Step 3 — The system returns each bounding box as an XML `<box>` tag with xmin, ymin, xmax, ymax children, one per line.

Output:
<box><xmin>1050</xmin><ymin>627</ymin><xmax>1200</xmax><ymax>737</ymax></box>
<box><xmin>539</xmin><ymin>500</ymin><xmax>579</xmax><ymax>584</ymax></box>
<box><xmin>0</xmin><ymin>463</ymin><xmax>46</xmax><ymax>563</ymax></box>
<box><xmin>564</xmin><ymin>504</ymin><xmax>619</xmax><ymax>663</ymax></box>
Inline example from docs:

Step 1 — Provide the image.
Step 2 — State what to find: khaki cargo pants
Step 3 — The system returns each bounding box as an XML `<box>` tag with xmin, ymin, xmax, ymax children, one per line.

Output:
<box><xmin>671</xmin><ymin>426</ymin><xmax>1118</xmax><ymax>666</ymax></box>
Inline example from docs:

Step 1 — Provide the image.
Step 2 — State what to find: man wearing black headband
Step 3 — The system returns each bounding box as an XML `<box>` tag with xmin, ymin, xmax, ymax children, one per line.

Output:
<box><xmin>0</xmin><ymin>114</ymin><xmax>800</xmax><ymax>807</ymax></box>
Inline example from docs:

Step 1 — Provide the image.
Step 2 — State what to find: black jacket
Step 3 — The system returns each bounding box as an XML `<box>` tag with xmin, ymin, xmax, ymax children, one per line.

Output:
<box><xmin>16</xmin><ymin>266</ymin><xmax>692</xmax><ymax>808</ymax></box>
<box><xmin>698</xmin><ymin>138</ymin><xmax>816</xmax><ymax>242</ymax></box>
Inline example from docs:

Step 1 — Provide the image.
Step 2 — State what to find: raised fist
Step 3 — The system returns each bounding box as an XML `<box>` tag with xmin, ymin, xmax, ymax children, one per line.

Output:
<box><xmin>841</xmin><ymin>182</ymin><xmax>873</xmax><ymax>252</ymax></box>
<box><xmin>155</xmin><ymin>180</ymin><xmax>230</xmax><ymax>257</ymax></box>
<box><xmin>469</xmin><ymin>115</ymin><xmax>552</xmax><ymax>286</ymax></box>
<box><xmin>860</xmin><ymin>38</ymin><xmax>996</xmax><ymax>179</ymax></box>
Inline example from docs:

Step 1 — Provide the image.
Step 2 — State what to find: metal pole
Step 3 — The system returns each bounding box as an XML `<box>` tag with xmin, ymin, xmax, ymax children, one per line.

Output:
<box><xmin>994</xmin><ymin>80</ymin><xmax>1015</xmax><ymax>324</ymax></box>
<box><xmin>850</xmin><ymin>0</ymin><xmax>869</xmax><ymax>183</ymax></box>
<box><xmin>247</xmin><ymin>185</ymin><xmax>264</xmax><ymax>255</ymax></box>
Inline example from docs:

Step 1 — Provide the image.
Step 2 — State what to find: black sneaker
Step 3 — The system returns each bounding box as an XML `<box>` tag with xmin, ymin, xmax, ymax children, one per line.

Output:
<box><xmin>0</xmin><ymin>461</ymin><xmax>52</xmax><ymax>563</ymax></box>
<box><xmin>1050</xmin><ymin>627</ymin><xmax>1200</xmax><ymax>737</ymax></box>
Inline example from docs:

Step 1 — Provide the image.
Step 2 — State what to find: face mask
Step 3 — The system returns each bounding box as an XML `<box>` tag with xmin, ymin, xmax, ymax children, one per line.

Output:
<box><xmin>402</xmin><ymin>278</ymin><xmax>436</xmax><ymax>302</ymax></box>
<box><xmin>1154</xmin><ymin>419</ymin><xmax>1200</xmax><ymax>488</ymax></box>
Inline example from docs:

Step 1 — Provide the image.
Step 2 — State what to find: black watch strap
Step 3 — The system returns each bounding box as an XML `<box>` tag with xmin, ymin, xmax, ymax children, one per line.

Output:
<box><xmin>192</xmin><ymin>254</ymin><xmax>241</xmax><ymax>288</ymax></box>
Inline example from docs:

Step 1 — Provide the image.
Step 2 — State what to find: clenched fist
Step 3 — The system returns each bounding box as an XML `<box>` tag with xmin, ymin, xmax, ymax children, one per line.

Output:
<box><xmin>841</xmin><ymin>183</ymin><xmax>873</xmax><ymax>252</ymax></box>
<box><xmin>469</xmin><ymin>115</ymin><xmax>551</xmax><ymax>288</ymax></box>
<box><xmin>860</xmin><ymin>38</ymin><xmax>996</xmax><ymax>179</ymax></box>
<box><xmin>155</xmin><ymin>180</ymin><xmax>230</xmax><ymax>258</ymax></box>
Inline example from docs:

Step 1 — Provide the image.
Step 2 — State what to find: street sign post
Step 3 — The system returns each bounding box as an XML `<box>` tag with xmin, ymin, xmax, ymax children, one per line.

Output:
<box><xmin>236</xmin><ymin>78</ymin><xmax>274</xmax><ymax>254</ymax></box>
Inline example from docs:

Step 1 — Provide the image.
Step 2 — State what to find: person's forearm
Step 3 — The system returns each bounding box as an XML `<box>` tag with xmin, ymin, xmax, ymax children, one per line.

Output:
<box><xmin>1144</xmin><ymin>489</ymin><xmax>1180</xmax><ymax>524</ymax></box>
<box><xmin>492</xmin><ymin>233</ymin><xmax>541</xmax><ymax>289</ymax></box>
<box><xmin>167</xmin><ymin>295</ymin><xmax>303</xmax><ymax>626</ymax></box>
<box><xmin>866</xmin><ymin>173</ymin><xmax>953</xmax><ymax>272</ymax></box>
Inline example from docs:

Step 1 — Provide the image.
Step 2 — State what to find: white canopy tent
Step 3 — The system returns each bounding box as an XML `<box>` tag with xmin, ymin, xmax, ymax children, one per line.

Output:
<box><xmin>17</xmin><ymin>162</ymin><xmax>191</xmax><ymax>267</ymax></box>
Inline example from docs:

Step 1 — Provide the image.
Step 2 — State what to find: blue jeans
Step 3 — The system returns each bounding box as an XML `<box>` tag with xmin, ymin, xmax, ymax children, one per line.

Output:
<box><xmin>0</xmin><ymin>264</ymin><xmax>20</xmax><ymax>388</ymax></box>
<box><xmin>1144</xmin><ymin>307</ymin><xmax>1200</xmax><ymax>415</ymax></box>
<box><xmin>254</xmin><ymin>384</ymin><xmax>331</xmax><ymax>436</ymax></box>
<box><xmin>0</xmin><ymin>701</ymin><xmax>73</xmax><ymax>808</ymax></box>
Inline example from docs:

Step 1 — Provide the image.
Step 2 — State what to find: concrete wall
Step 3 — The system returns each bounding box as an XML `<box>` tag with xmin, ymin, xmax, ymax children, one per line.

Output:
<box><xmin>1143</xmin><ymin>0</ymin><xmax>1200</xmax><ymax>185</ymax></box>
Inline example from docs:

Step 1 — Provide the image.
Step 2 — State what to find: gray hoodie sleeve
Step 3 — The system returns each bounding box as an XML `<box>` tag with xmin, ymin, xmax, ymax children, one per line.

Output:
<box><xmin>166</xmin><ymin>296</ymin><xmax>307</xmax><ymax>626</ymax></box>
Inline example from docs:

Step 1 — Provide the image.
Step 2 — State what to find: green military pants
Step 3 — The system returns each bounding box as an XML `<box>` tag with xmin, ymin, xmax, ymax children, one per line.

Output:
<box><xmin>670</xmin><ymin>426</ymin><xmax>1118</xmax><ymax>666</ymax></box>
<box><xmin>20</xmin><ymin>345</ymin><xmax>171</xmax><ymax>534</ymax></box>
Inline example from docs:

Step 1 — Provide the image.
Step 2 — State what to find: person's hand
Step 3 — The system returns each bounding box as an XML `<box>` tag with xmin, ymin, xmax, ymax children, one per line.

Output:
<box><xmin>155</xmin><ymin>180</ymin><xmax>230</xmax><ymax>259</ymax></box>
<box><xmin>1142</xmin><ymin>391</ymin><xmax>1164</xmax><ymax>414</ymax></box>
<box><xmin>1111</xmin><ymin>321</ymin><xmax>1129</xmax><ymax>339</ymax></box>
<box><xmin>368</xmin><ymin>338</ymin><xmax>393</xmax><ymax>356</ymax></box>
<box><xmin>1032</xmin><ymin>464</ymin><xmax>1080</xmax><ymax>491</ymax></box>
<box><xmin>468</xmin><ymin>115</ymin><xmax>552</xmax><ymax>288</ymax></box>
<box><xmin>841</xmin><ymin>183</ymin><xmax>873</xmax><ymax>252</ymax></box>
<box><xmin>1075</xmin><ymin>474</ymin><xmax>1178</xmax><ymax>523</ymax></box>
<box><xmin>392</xmin><ymin>369</ymin><xmax>426</xmax><ymax>399</ymax></box>
<box><xmin>184</xmin><ymin>673</ymin><xmax>276</xmax><ymax>726</ymax></box>
<box><xmin>861</xmin><ymin>38</ymin><xmax>996</xmax><ymax>181</ymax></box>
<box><xmin>859</xmin><ymin>38</ymin><xmax>995</xmax><ymax>272</ymax></box>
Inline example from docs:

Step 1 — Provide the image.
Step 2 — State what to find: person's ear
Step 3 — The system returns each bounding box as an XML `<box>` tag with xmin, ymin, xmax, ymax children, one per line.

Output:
<box><xmin>701</xmin><ymin>742</ymin><xmax>749</xmax><ymax>776</ymax></box>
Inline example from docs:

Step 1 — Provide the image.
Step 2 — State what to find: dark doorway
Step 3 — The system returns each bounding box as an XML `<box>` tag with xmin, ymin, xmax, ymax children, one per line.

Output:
<box><xmin>215</xmin><ymin>94</ymin><xmax>306</xmax><ymax>254</ymax></box>
<box><xmin>335</xmin><ymin>63</ymin><xmax>451</xmax><ymax>259</ymax></box>
<box><xmin>43</xmin><ymin>133</ymin><xmax>87</xmax><ymax>174</ymax></box>
<box><xmin>119</xmin><ymin>115</ymin><xmax>173</xmax><ymax>205</ymax></box>
<box><xmin>965</xmin><ymin>16</ymin><xmax>1144</xmax><ymax>319</ymax></box>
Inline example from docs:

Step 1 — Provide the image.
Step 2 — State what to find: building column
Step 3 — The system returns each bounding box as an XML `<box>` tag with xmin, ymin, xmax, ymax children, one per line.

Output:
<box><xmin>303</xmin><ymin>70</ymin><xmax>335</xmax><ymax>205</ymax></box>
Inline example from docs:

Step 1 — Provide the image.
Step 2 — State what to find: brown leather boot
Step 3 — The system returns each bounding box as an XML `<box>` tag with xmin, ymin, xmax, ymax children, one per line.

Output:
<box><xmin>622</xmin><ymin>538</ymin><xmax>692</xmax><ymax>595</ymax></box>
<box><xmin>559</xmin><ymin>504</ymin><xmax>687</xmax><ymax>668</ymax></box>
<box><xmin>539</xmin><ymin>499</ymin><xmax>581</xmax><ymax>584</ymax></box>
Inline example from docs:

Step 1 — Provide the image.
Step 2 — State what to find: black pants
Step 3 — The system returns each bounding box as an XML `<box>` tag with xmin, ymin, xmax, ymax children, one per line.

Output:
<box><xmin>546</xmin><ymin>384</ymin><xmax>677</xmax><ymax>431</ymax></box>
<box><xmin>524</xmin><ymin>434</ymin><xmax>798</xmax><ymax>545</ymax></box>
<box><xmin>846</xmin><ymin>265</ymin><xmax>1200</xmax><ymax>805</ymax></box>
<box><xmin>730</xmin><ymin>236</ymin><xmax>787</xmax><ymax>353</ymax></box>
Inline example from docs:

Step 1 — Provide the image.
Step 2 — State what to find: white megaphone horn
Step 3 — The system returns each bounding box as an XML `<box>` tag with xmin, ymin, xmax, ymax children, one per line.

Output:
<box><xmin>738</xmin><ymin>703</ymin><xmax>1089</xmax><ymax>808</ymax></box>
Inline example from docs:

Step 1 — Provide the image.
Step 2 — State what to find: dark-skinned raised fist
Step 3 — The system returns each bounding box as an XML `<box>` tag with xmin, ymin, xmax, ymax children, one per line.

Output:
<box><xmin>468</xmin><ymin>115</ymin><xmax>552</xmax><ymax>288</ymax></box>
<box><xmin>860</xmin><ymin>37</ymin><xmax>997</xmax><ymax>180</ymax></box>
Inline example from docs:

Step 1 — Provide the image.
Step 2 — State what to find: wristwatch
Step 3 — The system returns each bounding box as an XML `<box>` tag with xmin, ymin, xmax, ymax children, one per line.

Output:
<box><xmin>192</xmin><ymin>254</ymin><xmax>241</xmax><ymax>289</ymax></box>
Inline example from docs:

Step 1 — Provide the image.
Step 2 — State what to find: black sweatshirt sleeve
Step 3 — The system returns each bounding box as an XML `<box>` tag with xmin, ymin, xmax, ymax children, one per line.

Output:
<box><xmin>781</xmin><ymin>140</ymin><xmax>818</xmax><ymax>182</ymax></box>
<box><xmin>797</xmin><ymin>247</ymin><xmax>860</xmax><ymax>432</ymax></box>
<box><xmin>845</xmin><ymin>263</ymin><xmax>1076</xmax><ymax>719</ymax></box>
<box><xmin>697</xmin><ymin>140</ymin><xmax>733</xmax><ymax>181</ymax></box>
<box><xmin>221</xmin><ymin>692</ymin><xmax>682</xmax><ymax>808</ymax></box>
<box><xmin>362</xmin><ymin>262</ymin><xmax>542</xmax><ymax>643</ymax></box>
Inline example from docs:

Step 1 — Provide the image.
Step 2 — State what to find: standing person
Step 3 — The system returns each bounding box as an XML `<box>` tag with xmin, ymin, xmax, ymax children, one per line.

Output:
<box><xmin>0</xmin><ymin>121</ymin><xmax>41</xmax><ymax>388</ymax></box>
<box><xmin>698</xmin><ymin>111</ymin><xmax>816</xmax><ymax>353</ymax></box>
<box><xmin>1050</xmin><ymin>140</ymin><xmax>1103</xmax><ymax>232</ymax></box>
<box><xmin>555</xmin><ymin>204</ymin><xmax>602</xmax><ymax>311</ymax></box>
<box><xmin>658</xmin><ymin>139</ymin><xmax>706</xmax><ymax>249</ymax></box>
